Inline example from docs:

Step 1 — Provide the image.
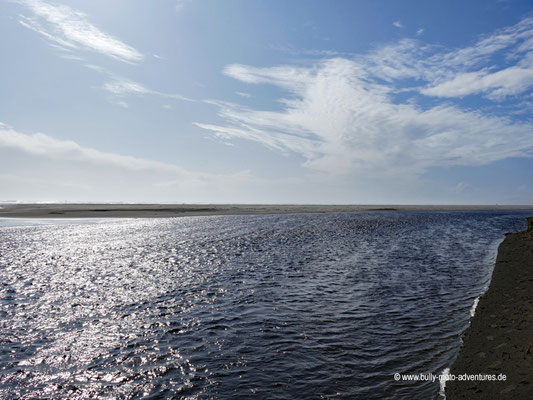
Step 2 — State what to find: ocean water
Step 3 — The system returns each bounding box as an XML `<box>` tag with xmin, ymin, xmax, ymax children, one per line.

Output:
<box><xmin>0</xmin><ymin>211</ymin><xmax>530</xmax><ymax>399</ymax></box>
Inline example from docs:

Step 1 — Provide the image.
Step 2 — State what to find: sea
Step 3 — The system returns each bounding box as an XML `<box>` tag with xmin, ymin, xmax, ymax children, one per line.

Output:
<box><xmin>0</xmin><ymin>210</ymin><xmax>531</xmax><ymax>399</ymax></box>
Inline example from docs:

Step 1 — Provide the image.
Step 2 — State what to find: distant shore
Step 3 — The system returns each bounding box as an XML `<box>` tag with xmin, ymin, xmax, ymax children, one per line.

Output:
<box><xmin>446</xmin><ymin>217</ymin><xmax>533</xmax><ymax>399</ymax></box>
<box><xmin>0</xmin><ymin>203</ymin><xmax>532</xmax><ymax>219</ymax></box>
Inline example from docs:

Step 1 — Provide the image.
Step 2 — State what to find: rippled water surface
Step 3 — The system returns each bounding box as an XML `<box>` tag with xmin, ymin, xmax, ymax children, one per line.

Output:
<box><xmin>0</xmin><ymin>211</ymin><xmax>530</xmax><ymax>399</ymax></box>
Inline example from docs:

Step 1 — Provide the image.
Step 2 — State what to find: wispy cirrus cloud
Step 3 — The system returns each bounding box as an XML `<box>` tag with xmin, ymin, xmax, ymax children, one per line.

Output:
<box><xmin>15</xmin><ymin>0</ymin><xmax>143</xmax><ymax>63</ymax></box>
<box><xmin>12</xmin><ymin>1</ymin><xmax>192</xmax><ymax>109</ymax></box>
<box><xmin>103</xmin><ymin>76</ymin><xmax>195</xmax><ymax>103</ymax></box>
<box><xmin>359</xmin><ymin>17</ymin><xmax>533</xmax><ymax>94</ymax></box>
<box><xmin>175</xmin><ymin>0</ymin><xmax>193</xmax><ymax>12</ymax></box>
<box><xmin>103</xmin><ymin>78</ymin><xmax>152</xmax><ymax>96</ymax></box>
<box><xmin>420</xmin><ymin>67</ymin><xmax>533</xmax><ymax>99</ymax></box>
<box><xmin>0</xmin><ymin>123</ymin><xmax>188</xmax><ymax>174</ymax></box>
<box><xmin>420</xmin><ymin>17</ymin><xmax>533</xmax><ymax>98</ymax></box>
<box><xmin>0</xmin><ymin>123</ymin><xmax>258</xmax><ymax>202</ymax></box>
<box><xmin>196</xmin><ymin>17</ymin><xmax>533</xmax><ymax>175</ymax></box>
<box><xmin>392</xmin><ymin>21</ymin><xmax>403</xmax><ymax>28</ymax></box>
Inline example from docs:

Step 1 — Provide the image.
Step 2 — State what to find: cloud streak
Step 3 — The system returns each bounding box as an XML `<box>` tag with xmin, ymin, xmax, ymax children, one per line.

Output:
<box><xmin>0</xmin><ymin>123</ymin><xmax>192</xmax><ymax>175</ymax></box>
<box><xmin>420</xmin><ymin>67</ymin><xmax>533</xmax><ymax>99</ymax></box>
<box><xmin>103</xmin><ymin>77</ymin><xmax>195</xmax><ymax>102</ymax></box>
<box><xmin>392</xmin><ymin>21</ymin><xmax>403</xmax><ymax>28</ymax></box>
<box><xmin>419</xmin><ymin>17</ymin><xmax>533</xmax><ymax>98</ymax></box>
<box><xmin>12</xmin><ymin>1</ymin><xmax>190</xmax><ymax>109</ymax></box>
<box><xmin>0</xmin><ymin>123</ymin><xmax>261</xmax><ymax>202</ymax></box>
<box><xmin>15</xmin><ymin>0</ymin><xmax>143</xmax><ymax>63</ymax></box>
<box><xmin>175</xmin><ymin>0</ymin><xmax>193</xmax><ymax>12</ymax></box>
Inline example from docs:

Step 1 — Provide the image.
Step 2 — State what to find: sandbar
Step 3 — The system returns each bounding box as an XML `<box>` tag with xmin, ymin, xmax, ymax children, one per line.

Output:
<box><xmin>0</xmin><ymin>203</ymin><xmax>532</xmax><ymax>219</ymax></box>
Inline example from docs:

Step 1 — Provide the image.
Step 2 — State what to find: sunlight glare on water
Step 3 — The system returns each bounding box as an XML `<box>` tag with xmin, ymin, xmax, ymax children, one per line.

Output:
<box><xmin>0</xmin><ymin>211</ymin><xmax>529</xmax><ymax>399</ymax></box>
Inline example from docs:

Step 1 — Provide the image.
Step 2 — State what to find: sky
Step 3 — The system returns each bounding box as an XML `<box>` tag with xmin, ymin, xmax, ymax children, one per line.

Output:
<box><xmin>1</xmin><ymin>0</ymin><xmax>533</xmax><ymax>204</ymax></box>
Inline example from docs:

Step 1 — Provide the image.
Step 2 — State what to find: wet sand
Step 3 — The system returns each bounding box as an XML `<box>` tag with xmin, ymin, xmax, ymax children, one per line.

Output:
<box><xmin>0</xmin><ymin>203</ymin><xmax>532</xmax><ymax>219</ymax></box>
<box><xmin>446</xmin><ymin>217</ymin><xmax>533</xmax><ymax>399</ymax></box>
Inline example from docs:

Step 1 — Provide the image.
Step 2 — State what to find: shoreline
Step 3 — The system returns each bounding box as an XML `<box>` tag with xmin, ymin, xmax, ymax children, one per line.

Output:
<box><xmin>446</xmin><ymin>217</ymin><xmax>533</xmax><ymax>399</ymax></box>
<box><xmin>0</xmin><ymin>203</ymin><xmax>532</xmax><ymax>219</ymax></box>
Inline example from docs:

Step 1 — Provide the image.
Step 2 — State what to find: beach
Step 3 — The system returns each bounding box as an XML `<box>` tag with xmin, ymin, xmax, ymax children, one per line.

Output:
<box><xmin>0</xmin><ymin>203</ymin><xmax>532</xmax><ymax>218</ymax></box>
<box><xmin>446</xmin><ymin>217</ymin><xmax>533</xmax><ymax>399</ymax></box>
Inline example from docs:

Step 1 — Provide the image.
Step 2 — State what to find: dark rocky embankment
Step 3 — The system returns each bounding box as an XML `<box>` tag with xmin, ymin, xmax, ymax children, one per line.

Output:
<box><xmin>446</xmin><ymin>217</ymin><xmax>533</xmax><ymax>399</ymax></box>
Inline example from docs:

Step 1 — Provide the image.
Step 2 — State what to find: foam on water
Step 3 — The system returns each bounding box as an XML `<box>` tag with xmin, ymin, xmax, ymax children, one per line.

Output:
<box><xmin>468</xmin><ymin>236</ymin><xmax>504</xmax><ymax>319</ymax></box>
<box><xmin>469</xmin><ymin>297</ymin><xmax>480</xmax><ymax>318</ymax></box>
<box><xmin>439</xmin><ymin>367</ymin><xmax>451</xmax><ymax>399</ymax></box>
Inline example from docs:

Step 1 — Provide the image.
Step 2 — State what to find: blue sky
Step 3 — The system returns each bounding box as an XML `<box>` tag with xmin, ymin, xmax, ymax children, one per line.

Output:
<box><xmin>1</xmin><ymin>0</ymin><xmax>533</xmax><ymax>204</ymax></box>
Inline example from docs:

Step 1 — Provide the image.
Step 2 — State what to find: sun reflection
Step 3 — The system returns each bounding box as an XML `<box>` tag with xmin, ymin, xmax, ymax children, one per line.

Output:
<box><xmin>0</xmin><ymin>213</ymin><xmax>529</xmax><ymax>398</ymax></box>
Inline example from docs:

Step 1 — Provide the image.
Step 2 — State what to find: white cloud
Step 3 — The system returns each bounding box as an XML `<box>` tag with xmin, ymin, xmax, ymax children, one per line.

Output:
<box><xmin>454</xmin><ymin>182</ymin><xmax>471</xmax><ymax>193</ymax></box>
<box><xmin>15</xmin><ymin>0</ymin><xmax>143</xmax><ymax>63</ymax></box>
<box><xmin>416</xmin><ymin>28</ymin><xmax>424</xmax><ymax>36</ymax></box>
<box><xmin>13</xmin><ymin>2</ymin><xmax>191</xmax><ymax>110</ymax></box>
<box><xmin>224</xmin><ymin>64</ymin><xmax>315</xmax><ymax>92</ymax></box>
<box><xmin>59</xmin><ymin>53</ymin><xmax>84</xmax><ymax>61</ymax></box>
<box><xmin>421</xmin><ymin>67</ymin><xmax>533</xmax><ymax>99</ymax></box>
<box><xmin>0</xmin><ymin>124</ymin><xmax>192</xmax><ymax>175</ymax></box>
<box><xmin>359</xmin><ymin>17</ymin><xmax>533</xmax><ymax>92</ymax></box>
<box><xmin>175</xmin><ymin>0</ymin><xmax>192</xmax><ymax>12</ymax></box>
<box><xmin>443</xmin><ymin>18</ymin><xmax>533</xmax><ymax>67</ymax></box>
<box><xmin>393</xmin><ymin>21</ymin><xmax>403</xmax><ymax>28</ymax></box>
<box><xmin>363</xmin><ymin>38</ymin><xmax>426</xmax><ymax>82</ymax></box>
<box><xmin>103</xmin><ymin>78</ymin><xmax>152</xmax><ymax>96</ymax></box>
<box><xmin>85</xmin><ymin>64</ymin><xmax>105</xmax><ymax>72</ymax></box>
<box><xmin>196</xmin><ymin>19</ymin><xmax>533</xmax><ymax>176</ymax></box>
<box><xmin>418</xmin><ymin>17</ymin><xmax>533</xmax><ymax>98</ymax></box>
<box><xmin>103</xmin><ymin>77</ymin><xmax>195</xmax><ymax>102</ymax></box>
<box><xmin>0</xmin><ymin>124</ymin><xmax>263</xmax><ymax>203</ymax></box>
